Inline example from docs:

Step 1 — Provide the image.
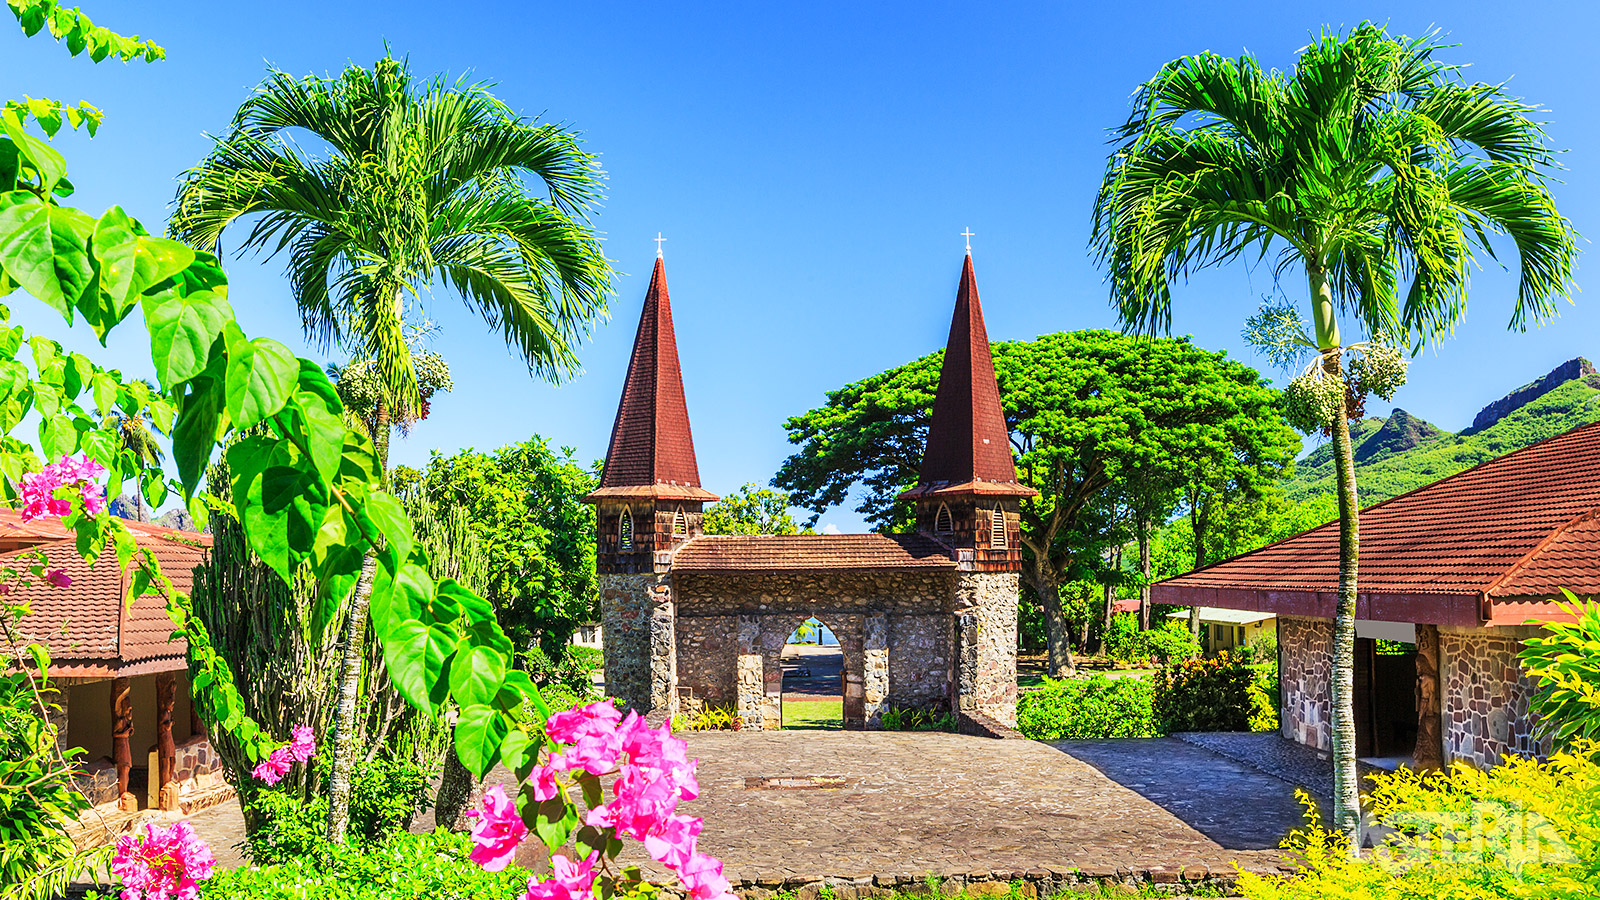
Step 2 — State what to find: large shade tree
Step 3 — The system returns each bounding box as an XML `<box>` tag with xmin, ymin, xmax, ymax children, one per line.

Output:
<box><xmin>776</xmin><ymin>330</ymin><xmax>1298</xmax><ymax>677</ymax></box>
<box><xmin>168</xmin><ymin>56</ymin><xmax>614</xmax><ymax>840</ymax></box>
<box><xmin>1091</xmin><ymin>24</ymin><xmax>1577</xmax><ymax>847</ymax></box>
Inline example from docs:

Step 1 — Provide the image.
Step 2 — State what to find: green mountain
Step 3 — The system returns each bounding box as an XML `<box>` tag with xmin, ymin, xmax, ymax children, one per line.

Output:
<box><xmin>1284</xmin><ymin>358</ymin><xmax>1600</xmax><ymax>504</ymax></box>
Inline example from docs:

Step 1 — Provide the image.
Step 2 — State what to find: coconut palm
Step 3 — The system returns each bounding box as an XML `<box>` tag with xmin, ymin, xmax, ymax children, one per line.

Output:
<box><xmin>169</xmin><ymin>55</ymin><xmax>614</xmax><ymax>840</ymax></box>
<box><xmin>1091</xmin><ymin>24</ymin><xmax>1576</xmax><ymax>850</ymax></box>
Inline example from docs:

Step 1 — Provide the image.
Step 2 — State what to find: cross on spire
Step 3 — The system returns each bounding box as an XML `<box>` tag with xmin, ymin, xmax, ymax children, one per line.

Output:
<box><xmin>961</xmin><ymin>228</ymin><xmax>975</xmax><ymax>253</ymax></box>
<box><xmin>654</xmin><ymin>232</ymin><xmax>667</xmax><ymax>258</ymax></box>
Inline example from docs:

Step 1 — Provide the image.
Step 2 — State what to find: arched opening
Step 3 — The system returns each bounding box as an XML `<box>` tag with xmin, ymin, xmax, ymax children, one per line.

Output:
<box><xmin>934</xmin><ymin>503</ymin><xmax>954</xmax><ymax>534</ymax></box>
<box><xmin>619</xmin><ymin>506</ymin><xmax>634</xmax><ymax>551</ymax></box>
<box><xmin>990</xmin><ymin>507</ymin><xmax>1007</xmax><ymax>549</ymax></box>
<box><xmin>671</xmin><ymin>506</ymin><xmax>687</xmax><ymax>539</ymax></box>
<box><xmin>779</xmin><ymin>616</ymin><xmax>843</xmax><ymax>730</ymax></box>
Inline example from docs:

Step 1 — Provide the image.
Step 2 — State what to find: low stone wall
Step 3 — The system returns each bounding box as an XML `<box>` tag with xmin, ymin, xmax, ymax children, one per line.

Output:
<box><xmin>73</xmin><ymin>758</ymin><xmax>120</xmax><ymax>807</ymax></box>
<box><xmin>1441</xmin><ymin>626</ymin><xmax>1550</xmax><ymax>768</ymax></box>
<box><xmin>1278</xmin><ymin>615</ymin><xmax>1332</xmax><ymax>752</ymax></box>
<box><xmin>731</xmin><ymin>860</ymin><xmax>1287</xmax><ymax>899</ymax></box>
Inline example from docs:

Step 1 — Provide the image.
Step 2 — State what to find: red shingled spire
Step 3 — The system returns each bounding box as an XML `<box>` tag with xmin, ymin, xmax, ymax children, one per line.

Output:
<box><xmin>590</xmin><ymin>257</ymin><xmax>716</xmax><ymax>501</ymax></box>
<box><xmin>905</xmin><ymin>253</ymin><xmax>1034</xmax><ymax>497</ymax></box>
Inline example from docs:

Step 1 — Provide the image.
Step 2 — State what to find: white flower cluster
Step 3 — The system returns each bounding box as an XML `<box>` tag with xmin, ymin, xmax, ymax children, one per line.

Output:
<box><xmin>1283</xmin><ymin>369</ymin><xmax>1346</xmax><ymax>434</ymax></box>
<box><xmin>1348</xmin><ymin>342</ymin><xmax>1408</xmax><ymax>402</ymax></box>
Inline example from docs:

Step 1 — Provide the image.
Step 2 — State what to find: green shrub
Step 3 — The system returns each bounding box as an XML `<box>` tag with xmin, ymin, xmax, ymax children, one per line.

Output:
<box><xmin>1016</xmin><ymin>675</ymin><xmax>1159</xmax><ymax>740</ymax></box>
<box><xmin>245</xmin><ymin>755</ymin><xmax>433</xmax><ymax>864</ymax></box>
<box><xmin>673</xmin><ymin>704</ymin><xmax>740</xmax><ymax>732</ymax></box>
<box><xmin>1103</xmin><ymin>612</ymin><xmax>1141</xmax><ymax>661</ymax></box>
<box><xmin>1102</xmin><ymin>613</ymin><xmax>1200</xmax><ymax>664</ymax></box>
<box><xmin>1239</xmin><ymin>742</ymin><xmax>1600</xmax><ymax>899</ymax></box>
<box><xmin>1152</xmin><ymin>650</ymin><xmax>1255</xmax><ymax>733</ymax></box>
<box><xmin>198</xmin><ymin>830</ymin><xmax>530</xmax><ymax>900</ymax></box>
<box><xmin>523</xmin><ymin>646</ymin><xmax>602</xmax><ymax>699</ymax></box>
<box><xmin>879</xmin><ymin>706</ymin><xmax>957</xmax><ymax>732</ymax></box>
<box><xmin>1247</xmin><ymin>628</ymin><xmax>1278</xmax><ymax>662</ymax></box>
<box><xmin>1518</xmin><ymin>592</ymin><xmax>1600</xmax><ymax>749</ymax></box>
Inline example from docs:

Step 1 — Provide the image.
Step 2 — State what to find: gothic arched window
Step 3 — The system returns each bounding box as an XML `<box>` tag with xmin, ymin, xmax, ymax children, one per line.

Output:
<box><xmin>619</xmin><ymin>506</ymin><xmax>635</xmax><ymax>551</ymax></box>
<box><xmin>934</xmin><ymin>503</ymin><xmax>954</xmax><ymax>534</ymax></box>
<box><xmin>672</xmin><ymin>506</ymin><xmax>688</xmax><ymax>538</ymax></box>
<box><xmin>990</xmin><ymin>508</ymin><xmax>1007</xmax><ymax>550</ymax></box>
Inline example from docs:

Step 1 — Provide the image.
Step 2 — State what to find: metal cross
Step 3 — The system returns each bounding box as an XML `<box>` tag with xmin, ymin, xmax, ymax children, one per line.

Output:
<box><xmin>654</xmin><ymin>232</ymin><xmax>667</xmax><ymax>257</ymax></box>
<box><xmin>961</xmin><ymin>228</ymin><xmax>975</xmax><ymax>252</ymax></box>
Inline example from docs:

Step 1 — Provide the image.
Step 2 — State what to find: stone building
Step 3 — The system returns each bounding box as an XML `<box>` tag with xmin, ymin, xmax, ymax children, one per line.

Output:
<box><xmin>4</xmin><ymin>511</ymin><xmax>227</xmax><ymax>813</ymax></box>
<box><xmin>586</xmin><ymin>250</ymin><xmax>1034</xmax><ymax>730</ymax></box>
<box><xmin>1152</xmin><ymin>421</ymin><xmax>1600</xmax><ymax>769</ymax></box>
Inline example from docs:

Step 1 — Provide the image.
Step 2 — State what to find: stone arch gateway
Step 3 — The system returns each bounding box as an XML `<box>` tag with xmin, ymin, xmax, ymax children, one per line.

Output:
<box><xmin>586</xmin><ymin>252</ymin><xmax>1033</xmax><ymax>730</ymax></box>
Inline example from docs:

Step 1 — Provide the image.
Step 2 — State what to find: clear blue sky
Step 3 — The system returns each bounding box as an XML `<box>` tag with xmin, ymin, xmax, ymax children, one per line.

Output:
<box><xmin>3</xmin><ymin>1</ymin><xmax>1595</xmax><ymax>532</ymax></box>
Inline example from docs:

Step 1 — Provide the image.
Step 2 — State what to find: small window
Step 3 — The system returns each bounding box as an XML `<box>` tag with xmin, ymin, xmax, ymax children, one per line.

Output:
<box><xmin>934</xmin><ymin>504</ymin><xmax>954</xmax><ymax>534</ymax></box>
<box><xmin>672</xmin><ymin>506</ymin><xmax>687</xmax><ymax>538</ymax></box>
<box><xmin>990</xmin><ymin>508</ymin><xmax>1007</xmax><ymax>549</ymax></box>
<box><xmin>619</xmin><ymin>507</ymin><xmax>634</xmax><ymax>551</ymax></box>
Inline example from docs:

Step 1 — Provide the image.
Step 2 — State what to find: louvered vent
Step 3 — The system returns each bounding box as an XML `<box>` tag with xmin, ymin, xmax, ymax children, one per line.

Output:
<box><xmin>619</xmin><ymin>507</ymin><xmax>635</xmax><ymax>551</ymax></box>
<box><xmin>990</xmin><ymin>508</ymin><xmax>1007</xmax><ymax>549</ymax></box>
<box><xmin>934</xmin><ymin>504</ymin><xmax>954</xmax><ymax>534</ymax></box>
<box><xmin>672</xmin><ymin>507</ymin><xmax>688</xmax><ymax>538</ymax></box>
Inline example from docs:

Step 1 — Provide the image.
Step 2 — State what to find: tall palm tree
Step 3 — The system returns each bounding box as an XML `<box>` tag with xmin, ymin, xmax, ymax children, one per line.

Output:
<box><xmin>1091</xmin><ymin>24</ymin><xmax>1576</xmax><ymax>850</ymax></box>
<box><xmin>169</xmin><ymin>55</ymin><xmax>614</xmax><ymax>840</ymax></box>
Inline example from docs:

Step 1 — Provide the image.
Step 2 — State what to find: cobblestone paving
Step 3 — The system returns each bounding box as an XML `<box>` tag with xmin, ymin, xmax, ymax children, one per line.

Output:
<box><xmin>1172</xmin><ymin>731</ymin><xmax>1387</xmax><ymax>805</ymax></box>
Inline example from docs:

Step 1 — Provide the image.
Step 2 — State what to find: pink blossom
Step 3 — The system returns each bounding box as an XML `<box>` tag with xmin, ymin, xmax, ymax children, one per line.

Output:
<box><xmin>111</xmin><ymin>820</ymin><xmax>216</xmax><ymax>900</ymax></box>
<box><xmin>619</xmin><ymin>716</ymin><xmax>698</xmax><ymax>799</ymax></box>
<box><xmin>19</xmin><ymin>454</ymin><xmax>109</xmax><ymax>523</ymax></box>
<box><xmin>44</xmin><ymin>568</ymin><xmax>70</xmax><ymax>588</ymax></box>
<box><xmin>522</xmin><ymin>852</ymin><xmax>599</xmax><ymax>900</ymax></box>
<box><xmin>543</xmin><ymin>700</ymin><xmax>622</xmax><ymax>744</ymax></box>
<box><xmin>642</xmin><ymin>813</ymin><xmax>702</xmax><ymax>869</ymax></box>
<box><xmin>677</xmin><ymin>852</ymin><xmax>736</xmax><ymax>900</ymax></box>
<box><xmin>552</xmin><ymin>731</ymin><xmax>622</xmax><ymax>776</ymax></box>
<box><xmin>288</xmin><ymin>724</ymin><xmax>316</xmax><ymax>763</ymax></box>
<box><xmin>467</xmin><ymin>784</ymin><xmax>528</xmax><ymax>872</ymax></box>
<box><xmin>530</xmin><ymin>763</ymin><xmax>562</xmax><ymax>801</ymax></box>
<box><xmin>251</xmin><ymin>749</ymin><xmax>292</xmax><ymax>786</ymax></box>
<box><xmin>586</xmin><ymin>764</ymin><xmax>682</xmax><ymax>840</ymax></box>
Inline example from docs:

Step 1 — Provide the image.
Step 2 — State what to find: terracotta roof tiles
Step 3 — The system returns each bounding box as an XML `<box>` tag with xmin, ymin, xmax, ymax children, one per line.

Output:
<box><xmin>671</xmin><ymin>534</ymin><xmax>958</xmax><ymax>572</ymax></box>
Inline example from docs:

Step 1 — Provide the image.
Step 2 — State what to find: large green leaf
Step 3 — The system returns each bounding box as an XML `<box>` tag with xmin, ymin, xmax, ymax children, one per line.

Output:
<box><xmin>454</xmin><ymin>705</ymin><xmax>508</xmax><ymax>778</ymax></box>
<box><xmin>88</xmin><ymin>207</ymin><xmax>193</xmax><ymax>340</ymax></box>
<box><xmin>382</xmin><ymin>618</ymin><xmax>455</xmax><ymax>714</ymax></box>
<box><xmin>293</xmin><ymin>361</ymin><xmax>345</xmax><ymax>484</ymax></box>
<box><xmin>370</xmin><ymin>554</ymin><xmax>433</xmax><ymax>638</ymax></box>
<box><xmin>143</xmin><ymin>286</ymin><xmax>232</xmax><ymax>388</ymax></box>
<box><xmin>0</xmin><ymin>191</ymin><xmax>95</xmax><ymax>317</ymax></box>
<box><xmin>361</xmin><ymin>491</ymin><xmax>413</xmax><ymax>562</ymax></box>
<box><xmin>449</xmin><ymin>644</ymin><xmax>506</xmax><ymax>709</ymax></box>
<box><xmin>0</xmin><ymin>117</ymin><xmax>66</xmax><ymax>195</ymax></box>
<box><xmin>225</xmin><ymin>337</ymin><xmax>297</xmax><ymax>431</ymax></box>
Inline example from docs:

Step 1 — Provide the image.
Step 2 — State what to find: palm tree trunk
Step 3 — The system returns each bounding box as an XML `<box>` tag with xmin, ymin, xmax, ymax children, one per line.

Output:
<box><xmin>326</xmin><ymin>399</ymin><xmax>391</xmax><ymax>842</ymax></box>
<box><xmin>1137</xmin><ymin>516</ymin><xmax>1152</xmax><ymax>631</ymax></box>
<box><xmin>1327</xmin><ymin>352</ymin><xmax>1362</xmax><ymax>854</ymax></box>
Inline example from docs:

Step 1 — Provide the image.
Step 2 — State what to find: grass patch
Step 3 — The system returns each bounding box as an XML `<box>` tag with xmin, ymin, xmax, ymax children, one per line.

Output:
<box><xmin>782</xmin><ymin>698</ymin><xmax>842</xmax><ymax>730</ymax></box>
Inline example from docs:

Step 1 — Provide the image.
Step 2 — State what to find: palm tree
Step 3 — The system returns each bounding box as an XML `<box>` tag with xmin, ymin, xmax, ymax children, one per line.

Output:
<box><xmin>1091</xmin><ymin>24</ymin><xmax>1576</xmax><ymax>850</ymax></box>
<box><xmin>169</xmin><ymin>55</ymin><xmax>614</xmax><ymax>841</ymax></box>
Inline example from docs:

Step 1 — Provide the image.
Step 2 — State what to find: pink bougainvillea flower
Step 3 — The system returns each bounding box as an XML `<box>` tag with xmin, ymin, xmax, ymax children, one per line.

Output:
<box><xmin>467</xmin><ymin>784</ymin><xmax>529</xmax><ymax>872</ymax></box>
<box><xmin>530</xmin><ymin>763</ymin><xmax>562</xmax><ymax>802</ymax></box>
<box><xmin>251</xmin><ymin>749</ymin><xmax>292</xmax><ymax>786</ymax></box>
<box><xmin>543</xmin><ymin>700</ymin><xmax>623</xmax><ymax>745</ymax></box>
<box><xmin>288</xmin><ymin>724</ymin><xmax>316</xmax><ymax>763</ymax></box>
<box><xmin>620</xmin><ymin>717</ymin><xmax>698</xmax><ymax>799</ymax></box>
<box><xmin>20</xmin><ymin>454</ymin><xmax>109</xmax><ymax>523</ymax></box>
<box><xmin>586</xmin><ymin>764</ymin><xmax>681</xmax><ymax>840</ymax></box>
<box><xmin>552</xmin><ymin>731</ymin><xmax>622</xmax><ymax>776</ymax></box>
<box><xmin>642</xmin><ymin>813</ymin><xmax>702</xmax><ymax>870</ymax></box>
<box><xmin>111</xmin><ymin>820</ymin><xmax>216</xmax><ymax>900</ymax></box>
<box><xmin>522</xmin><ymin>852</ymin><xmax>599</xmax><ymax>900</ymax></box>
<box><xmin>677</xmin><ymin>851</ymin><xmax>736</xmax><ymax>900</ymax></box>
<box><xmin>44</xmin><ymin>568</ymin><xmax>71</xmax><ymax>588</ymax></box>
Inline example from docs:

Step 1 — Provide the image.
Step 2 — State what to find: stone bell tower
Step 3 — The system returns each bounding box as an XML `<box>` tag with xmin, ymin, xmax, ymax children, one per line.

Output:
<box><xmin>899</xmin><ymin>249</ymin><xmax>1035</xmax><ymax>726</ymax></box>
<box><xmin>585</xmin><ymin>252</ymin><xmax>716</xmax><ymax>718</ymax></box>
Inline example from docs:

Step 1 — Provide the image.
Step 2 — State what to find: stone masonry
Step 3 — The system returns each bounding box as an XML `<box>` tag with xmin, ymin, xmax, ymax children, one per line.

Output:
<box><xmin>1278</xmin><ymin>616</ymin><xmax>1333</xmax><ymax>753</ymax></box>
<box><xmin>1441</xmin><ymin>625</ymin><xmax>1550</xmax><ymax>768</ymax></box>
<box><xmin>601</xmin><ymin>573</ymin><xmax>679</xmax><ymax>719</ymax></box>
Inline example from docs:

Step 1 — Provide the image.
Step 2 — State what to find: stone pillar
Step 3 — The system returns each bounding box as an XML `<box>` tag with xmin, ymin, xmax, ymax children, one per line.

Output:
<box><xmin>862</xmin><ymin>614</ymin><xmax>888</xmax><ymax>728</ymax></box>
<box><xmin>649</xmin><ymin>588</ymin><xmax>678</xmax><ymax>719</ymax></box>
<box><xmin>156</xmin><ymin>672</ymin><xmax>178</xmax><ymax>810</ymax></box>
<box><xmin>955</xmin><ymin>573</ymin><xmax>1019</xmax><ymax>726</ymax></box>
<box><xmin>111</xmin><ymin>676</ymin><xmax>136</xmax><ymax>812</ymax></box>
<box><xmin>601</xmin><ymin>573</ymin><xmax>675</xmax><ymax>717</ymax></box>
<box><xmin>735</xmin><ymin>615</ymin><xmax>766</xmax><ymax>730</ymax></box>
<box><xmin>955</xmin><ymin>613</ymin><xmax>979</xmax><ymax>713</ymax></box>
<box><xmin>1413</xmin><ymin>624</ymin><xmax>1443</xmax><ymax>771</ymax></box>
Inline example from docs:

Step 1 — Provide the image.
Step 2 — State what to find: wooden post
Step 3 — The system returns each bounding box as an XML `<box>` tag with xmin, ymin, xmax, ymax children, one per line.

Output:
<box><xmin>1414</xmin><ymin>623</ymin><xmax>1444</xmax><ymax>771</ymax></box>
<box><xmin>111</xmin><ymin>676</ymin><xmax>136</xmax><ymax>812</ymax></box>
<box><xmin>156</xmin><ymin>672</ymin><xmax>178</xmax><ymax>811</ymax></box>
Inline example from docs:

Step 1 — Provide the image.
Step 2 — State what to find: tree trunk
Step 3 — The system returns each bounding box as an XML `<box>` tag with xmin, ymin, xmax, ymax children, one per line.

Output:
<box><xmin>1137</xmin><ymin>515</ymin><xmax>1152</xmax><ymax>631</ymax></box>
<box><xmin>327</xmin><ymin>399</ymin><xmax>391</xmax><ymax>843</ymax></box>
<box><xmin>1099</xmin><ymin>544</ymin><xmax>1121</xmax><ymax>656</ymax></box>
<box><xmin>433</xmin><ymin>742</ymin><xmax>484</xmax><ymax>832</ymax></box>
<box><xmin>1029</xmin><ymin>565</ymin><xmax>1074</xmax><ymax>677</ymax></box>
<box><xmin>1189</xmin><ymin>502</ymin><xmax>1208</xmax><ymax>643</ymax></box>
<box><xmin>1327</xmin><ymin>352</ymin><xmax>1362</xmax><ymax>853</ymax></box>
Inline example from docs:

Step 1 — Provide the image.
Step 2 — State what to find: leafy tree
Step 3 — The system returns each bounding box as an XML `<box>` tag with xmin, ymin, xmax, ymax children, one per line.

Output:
<box><xmin>169</xmin><ymin>56</ymin><xmax>614</xmax><ymax>840</ymax></box>
<box><xmin>1092</xmin><ymin>24</ymin><xmax>1577</xmax><ymax>845</ymax></box>
<box><xmin>400</xmin><ymin>436</ymin><xmax>598</xmax><ymax>656</ymax></box>
<box><xmin>777</xmin><ymin>330</ymin><xmax>1294</xmax><ymax>677</ymax></box>
<box><xmin>702</xmin><ymin>483</ymin><xmax>810</xmax><ymax>535</ymax></box>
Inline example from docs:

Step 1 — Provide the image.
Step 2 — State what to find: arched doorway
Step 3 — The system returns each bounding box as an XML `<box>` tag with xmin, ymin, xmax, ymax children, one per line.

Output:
<box><xmin>779</xmin><ymin>616</ymin><xmax>843</xmax><ymax>729</ymax></box>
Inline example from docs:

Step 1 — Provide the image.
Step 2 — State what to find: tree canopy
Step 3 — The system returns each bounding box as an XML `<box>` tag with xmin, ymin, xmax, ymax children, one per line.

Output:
<box><xmin>702</xmin><ymin>484</ymin><xmax>811</xmax><ymax>536</ymax></box>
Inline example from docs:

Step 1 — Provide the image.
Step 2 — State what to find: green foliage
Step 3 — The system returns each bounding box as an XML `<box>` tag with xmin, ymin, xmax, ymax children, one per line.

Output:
<box><xmin>5</xmin><ymin>0</ymin><xmax>163</xmax><ymax>63</ymax></box>
<box><xmin>1152</xmin><ymin>651</ymin><xmax>1256</xmax><ymax>733</ymax></box>
<box><xmin>879</xmin><ymin>706</ymin><xmax>957</xmax><ymax>732</ymax></box>
<box><xmin>196</xmin><ymin>830</ymin><xmax>530</xmax><ymax>900</ymax></box>
<box><xmin>523</xmin><ymin>645</ymin><xmax>601</xmax><ymax>699</ymax></box>
<box><xmin>702</xmin><ymin>483</ymin><xmax>809</xmax><ymax>535</ymax></box>
<box><xmin>404</xmin><ymin>436</ymin><xmax>598</xmax><ymax>653</ymax></box>
<box><xmin>1016</xmin><ymin>675</ymin><xmax>1159</xmax><ymax>740</ymax></box>
<box><xmin>1103</xmin><ymin>613</ymin><xmax>1200</xmax><ymax>664</ymax></box>
<box><xmin>1519</xmin><ymin>593</ymin><xmax>1600</xmax><ymax>750</ymax></box>
<box><xmin>244</xmin><ymin>755</ymin><xmax>434</xmax><ymax>864</ymax></box>
<box><xmin>674</xmin><ymin>704</ymin><xmax>740</xmax><ymax>732</ymax></box>
<box><xmin>1239</xmin><ymin>744</ymin><xmax>1600</xmax><ymax>899</ymax></box>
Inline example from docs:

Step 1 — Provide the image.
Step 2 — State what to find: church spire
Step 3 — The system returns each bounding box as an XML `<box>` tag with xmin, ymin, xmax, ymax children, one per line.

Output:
<box><xmin>589</xmin><ymin>255</ymin><xmax>717</xmax><ymax>502</ymax></box>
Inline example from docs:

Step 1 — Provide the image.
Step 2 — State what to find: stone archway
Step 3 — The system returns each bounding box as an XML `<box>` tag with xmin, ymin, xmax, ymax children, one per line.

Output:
<box><xmin>730</xmin><ymin>612</ymin><xmax>885</xmax><ymax>730</ymax></box>
<box><xmin>776</xmin><ymin>617</ymin><xmax>844</xmax><ymax>729</ymax></box>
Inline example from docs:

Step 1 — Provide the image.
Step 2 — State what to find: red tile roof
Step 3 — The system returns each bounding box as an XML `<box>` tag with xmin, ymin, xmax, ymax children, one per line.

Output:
<box><xmin>670</xmin><ymin>533</ymin><xmax>958</xmax><ymax>572</ymax></box>
<box><xmin>590</xmin><ymin>257</ymin><xmax>716</xmax><ymax>503</ymax></box>
<box><xmin>1152</xmin><ymin>421</ymin><xmax>1600</xmax><ymax>627</ymax></box>
<box><xmin>901</xmin><ymin>254</ymin><xmax>1034</xmax><ymax>500</ymax></box>
<box><xmin>6</xmin><ymin>517</ymin><xmax>211</xmax><ymax>677</ymax></box>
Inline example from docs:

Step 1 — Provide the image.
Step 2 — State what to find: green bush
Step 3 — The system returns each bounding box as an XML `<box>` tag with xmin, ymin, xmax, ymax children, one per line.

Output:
<box><xmin>245</xmin><ymin>755</ymin><xmax>434</xmax><ymax>864</ymax></box>
<box><xmin>1518</xmin><ymin>592</ymin><xmax>1600</xmax><ymax>749</ymax></box>
<box><xmin>524</xmin><ymin>646</ymin><xmax>602</xmax><ymax>699</ymax></box>
<box><xmin>1016</xmin><ymin>675</ymin><xmax>1159</xmax><ymax>740</ymax></box>
<box><xmin>1103</xmin><ymin>613</ymin><xmax>1201</xmax><ymax>664</ymax></box>
<box><xmin>1152</xmin><ymin>651</ymin><xmax>1256</xmax><ymax>733</ymax></box>
<box><xmin>879</xmin><ymin>706</ymin><xmax>957</xmax><ymax>732</ymax></box>
<box><xmin>198</xmin><ymin>830</ymin><xmax>529</xmax><ymax>900</ymax></box>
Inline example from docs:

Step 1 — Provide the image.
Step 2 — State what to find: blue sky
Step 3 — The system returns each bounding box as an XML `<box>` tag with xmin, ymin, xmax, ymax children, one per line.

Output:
<box><xmin>3</xmin><ymin>1</ymin><xmax>1595</xmax><ymax>532</ymax></box>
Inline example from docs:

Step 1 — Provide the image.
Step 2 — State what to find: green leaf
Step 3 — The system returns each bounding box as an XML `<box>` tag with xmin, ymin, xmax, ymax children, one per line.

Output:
<box><xmin>142</xmin><ymin>286</ymin><xmax>232</xmax><ymax>388</ymax></box>
<box><xmin>370</xmin><ymin>555</ymin><xmax>433</xmax><ymax>638</ymax></box>
<box><xmin>293</xmin><ymin>361</ymin><xmax>345</xmax><ymax>484</ymax></box>
<box><xmin>89</xmin><ymin>207</ymin><xmax>194</xmax><ymax>340</ymax></box>
<box><xmin>576</xmin><ymin>772</ymin><xmax>603</xmax><ymax>811</ymax></box>
<box><xmin>90</xmin><ymin>372</ymin><xmax>116</xmax><ymax>415</ymax></box>
<box><xmin>186</xmin><ymin>494</ymin><xmax>210</xmax><ymax>532</ymax></box>
<box><xmin>0</xmin><ymin>117</ymin><xmax>66</xmax><ymax>195</ymax></box>
<box><xmin>224</xmin><ymin>337</ymin><xmax>297</xmax><ymax>430</ymax></box>
<box><xmin>533</xmin><ymin>797</ymin><xmax>579</xmax><ymax>853</ymax></box>
<box><xmin>0</xmin><ymin>191</ymin><xmax>94</xmax><ymax>317</ymax></box>
<box><xmin>499</xmin><ymin>727</ymin><xmax>534</xmax><ymax>774</ymax></box>
<box><xmin>312</xmin><ymin>541</ymin><xmax>365</xmax><ymax>636</ymax></box>
<box><xmin>141</xmin><ymin>466</ymin><xmax>168</xmax><ymax>509</ymax></box>
<box><xmin>381</xmin><ymin>619</ymin><xmax>455</xmax><ymax>715</ymax></box>
<box><xmin>337</xmin><ymin>429</ymin><xmax>382</xmax><ymax>488</ymax></box>
<box><xmin>360</xmin><ymin>491</ymin><xmax>412</xmax><ymax>562</ymax></box>
<box><xmin>453</xmin><ymin>705</ymin><xmax>508</xmax><ymax>777</ymax></box>
<box><xmin>448</xmin><ymin>645</ymin><xmax>506</xmax><ymax>709</ymax></box>
<box><xmin>38</xmin><ymin>414</ymin><xmax>75</xmax><ymax>460</ymax></box>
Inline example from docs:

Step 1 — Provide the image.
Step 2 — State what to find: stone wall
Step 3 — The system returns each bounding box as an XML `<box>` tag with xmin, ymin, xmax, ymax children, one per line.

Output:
<box><xmin>955</xmin><ymin>573</ymin><xmax>1018</xmax><ymax>726</ymax></box>
<box><xmin>601</xmin><ymin>572</ymin><xmax>677</xmax><ymax>717</ymax></box>
<box><xmin>1279</xmin><ymin>616</ymin><xmax>1332</xmax><ymax>752</ymax></box>
<box><xmin>885</xmin><ymin>614</ymin><xmax>951</xmax><ymax>710</ymax></box>
<box><xmin>673</xmin><ymin>570</ymin><xmax>959</xmax><ymax>615</ymax></box>
<box><xmin>1441</xmin><ymin>626</ymin><xmax>1550</xmax><ymax>768</ymax></box>
<box><xmin>677</xmin><ymin>614</ymin><xmax>739</xmax><ymax>707</ymax></box>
